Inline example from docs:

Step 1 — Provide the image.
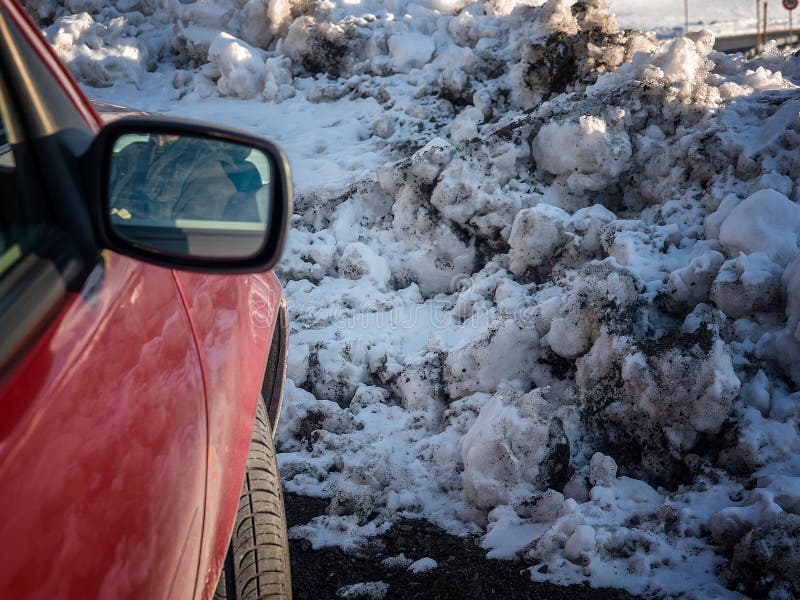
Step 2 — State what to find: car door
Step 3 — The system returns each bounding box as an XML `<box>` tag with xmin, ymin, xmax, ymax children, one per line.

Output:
<box><xmin>0</xmin><ymin>3</ymin><xmax>207</xmax><ymax>598</ymax></box>
<box><xmin>174</xmin><ymin>270</ymin><xmax>284</xmax><ymax>597</ymax></box>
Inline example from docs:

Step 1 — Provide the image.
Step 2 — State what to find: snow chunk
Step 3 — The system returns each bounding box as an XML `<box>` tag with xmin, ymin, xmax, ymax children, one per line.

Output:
<box><xmin>282</xmin><ymin>17</ymin><xmax>358</xmax><ymax>77</ymax></box>
<box><xmin>449</xmin><ymin>107</ymin><xmax>484</xmax><ymax>145</ymax></box>
<box><xmin>531</xmin><ymin>115</ymin><xmax>632</xmax><ymax>193</ymax></box>
<box><xmin>719</xmin><ymin>189</ymin><xmax>800</xmax><ymax>267</ymax></box>
<box><xmin>462</xmin><ymin>387</ymin><xmax>569</xmax><ymax>509</ymax></box>
<box><xmin>517</xmin><ymin>489</ymin><xmax>564</xmax><ymax>522</ymax></box>
<box><xmin>757</xmin><ymin>475</ymin><xmax>800</xmax><ymax>514</ymax></box>
<box><xmin>709</xmin><ymin>495</ymin><xmax>775</xmax><ymax>547</ymax></box>
<box><xmin>278</xmin><ymin>229</ymin><xmax>336</xmax><ymax>282</ymax></box>
<box><xmin>563</xmin><ymin>474</ymin><xmax>590</xmax><ymax>503</ymax></box>
<box><xmin>704</xmin><ymin>194</ymin><xmax>739</xmax><ymax>240</ymax></box>
<box><xmin>208</xmin><ymin>32</ymin><xmax>264</xmax><ymax>99</ymax></box>
<box><xmin>564</xmin><ymin>525</ymin><xmax>596</xmax><ymax>565</ymax></box>
<box><xmin>276</xmin><ymin>381</ymin><xmax>353</xmax><ymax>453</ymax></box>
<box><xmin>589</xmin><ymin>453</ymin><xmax>617</xmax><ymax>487</ymax></box>
<box><xmin>429</xmin><ymin>141</ymin><xmax>522</xmax><ymax>241</ymax></box>
<box><xmin>381</xmin><ymin>554</ymin><xmax>412</xmax><ymax>569</ymax></box>
<box><xmin>337</xmin><ymin>581</ymin><xmax>389</xmax><ymax>599</ymax></box>
<box><xmin>508</xmin><ymin>204</ymin><xmax>570</xmax><ymax>275</ymax></box>
<box><xmin>710</xmin><ymin>252</ymin><xmax>783</xmax><ymax>319</ymax></box>
<box><xmin>46</xmin><ymin>13</ymin><xmax>148</xmax><ymax>88</ymax></box>
<box><xmin>409</xmin><ymin>138</ymin><xmax>454</xmax><ymax>185</ymax></box>
<box><xmin>408</xmin><ymin>557</ymin><xmax>438</xmax><ymax>573</ymax></box>
<box><xmin>664</xmin><ymin>250</ymin><xmax>725</xmax><ymax>312</ymax></box>
<box><xmin>388</xmin><ymin>34</ymin><xmax>435</xmax><ymax>72</ymax></box>
<box><xmin>263</xmin><ymin>56</ymin><xmax>295</xmax><ymax>102</ymax></box>
<box><xmin>740</xmin><ymin>370</ymin><xmax>771</xmax><ymax>417</ymax></box>
<box><xmin>235</xmin><ymin>0</ymin><xmax>291</xmax><ymax>49</ymax></box>
<box><xmin>540</xmin><ymin>0</ymin><xmax>580</xmax><ymax>35</ymax></box>
<box><xmin>544</xmin><ymin>262</ymin><xmax>639</xmax><ymax>359</ymax></box>
<box><xmin>576</xmin><ymin>328</ymin><xmax>740</xmax><ymax>482</ymax></box>
<box><xmin>622</xmin><ymin>337</ymin><xmax>740</xmax><ymax>449</ymax></box>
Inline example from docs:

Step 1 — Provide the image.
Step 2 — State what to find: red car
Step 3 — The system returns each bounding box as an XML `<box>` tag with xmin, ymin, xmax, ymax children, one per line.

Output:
<box><xmin>0</xmin><ymin>1</ymin><xmax>293</xmax><ymax>598</ymax></box>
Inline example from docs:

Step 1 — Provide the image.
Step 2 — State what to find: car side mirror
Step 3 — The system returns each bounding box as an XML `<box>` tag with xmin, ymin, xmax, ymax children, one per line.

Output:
<box><xmin>88</xmin><ymin>116</ymin><xmax>292</xmax><ymax>273</ymax></box>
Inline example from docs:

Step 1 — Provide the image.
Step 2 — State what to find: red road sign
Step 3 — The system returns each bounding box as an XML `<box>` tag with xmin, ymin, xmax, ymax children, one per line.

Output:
<box><xmin>785</xmin><ymin>0</ymin><xmax>799</xmax><ymax>11</ymax></box>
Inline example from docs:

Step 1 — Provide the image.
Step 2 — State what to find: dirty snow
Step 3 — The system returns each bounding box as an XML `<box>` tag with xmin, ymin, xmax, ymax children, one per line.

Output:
<box><xmin>30</xmin><ymin>0</ymin><xmax>800</xmax><ymax>597</ymax></box>
<box><xmin>337</xmin><ymin>581</ymin><xmax>390</xmax><ymax>599</ymax></box>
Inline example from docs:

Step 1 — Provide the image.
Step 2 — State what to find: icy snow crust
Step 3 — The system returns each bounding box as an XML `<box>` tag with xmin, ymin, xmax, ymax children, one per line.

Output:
<box><xmin>32</xmin><ymin>0</ymin><xmax>800</xmax><ymax>597</ymax></box>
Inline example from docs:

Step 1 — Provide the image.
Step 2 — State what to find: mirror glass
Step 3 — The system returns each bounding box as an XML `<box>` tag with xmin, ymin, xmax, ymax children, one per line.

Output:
<box><xmin>108</xmin><ymin>133</ymin><xmax>273</xmax><ymax>260</ymax></box>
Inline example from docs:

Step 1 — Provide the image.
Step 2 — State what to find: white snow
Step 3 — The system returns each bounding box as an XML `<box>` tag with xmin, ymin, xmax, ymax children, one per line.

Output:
<box><xmin>531</xmin><ymin>115</ymin><xmax>632</xmax><ymax>194</ymax></box>
<box><xmin>388</xmin><ymin>33</ymin><xmax>436</xmax><ymax>71</ymax></box>
<box><xmin>408</xmin><ymin>557</ymin><xmax>438</xmax><ymax>573</ymax></box>
<box><xmin>563</xmin><ymin>524</ymin><xmax>595</xmax><ymax>565</ymax></box>
<box><xmin>208</xmin><ymin>32</ymin><xmax>265</xmax><ymax>99</ymax></box>
<box><xmin>719</xmin><ymin>189</ymin><xmax>800</xmax><ymax>267</ymax></box>
<box><xmin>31</xmin><ymin>0</ymin><xmax>800</xmax><ymax>597</ymax></box>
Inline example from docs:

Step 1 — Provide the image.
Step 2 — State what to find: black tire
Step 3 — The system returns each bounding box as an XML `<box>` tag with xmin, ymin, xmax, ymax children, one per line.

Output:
<box><xmin>214</xmin><ymin>397</ymin><xmax>292</xmax><ymax>600</ymax></box>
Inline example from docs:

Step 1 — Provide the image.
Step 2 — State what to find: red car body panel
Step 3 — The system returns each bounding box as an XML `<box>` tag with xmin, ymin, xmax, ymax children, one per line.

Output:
<box><xmin>175</xmin><ymin>272</ymin><xmax>282</xmax><ymax>598</ymax></box>
<box><xmin>0</xmin><ymin>255</ymin><xmax>208</xmax><ymax>599</ymax></box>
<box><xmin>0</xmin><ymin>2</ymin><xmax>287</xmax><ymax>598</ymax></box>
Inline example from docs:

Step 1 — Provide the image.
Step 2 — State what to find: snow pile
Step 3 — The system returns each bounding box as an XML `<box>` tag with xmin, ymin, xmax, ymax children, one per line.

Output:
<box><xmin>44</xmin><ymin>11</ymin><xmax>150</xmax><ymax>87</ymax></box>
<box><xmin>35</xmin><ymin>0</ymin><xmax>800</xmax><ymax>597</ymax></box>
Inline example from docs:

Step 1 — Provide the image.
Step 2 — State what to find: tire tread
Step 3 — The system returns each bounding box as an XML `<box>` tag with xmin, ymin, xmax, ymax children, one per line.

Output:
<box><xmin>214</xmin><ymin>399</ymin><xmax>292</xmax><ymax>600</ymax></box>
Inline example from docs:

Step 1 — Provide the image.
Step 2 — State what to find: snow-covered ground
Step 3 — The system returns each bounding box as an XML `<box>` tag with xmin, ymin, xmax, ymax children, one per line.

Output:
<box><xmin>29</xmin><ymin>0</ymin><xmax>800</xmax><ymax>597</ymax></box>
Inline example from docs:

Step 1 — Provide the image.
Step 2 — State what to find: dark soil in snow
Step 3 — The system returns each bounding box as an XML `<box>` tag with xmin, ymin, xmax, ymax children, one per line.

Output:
<box><xmin>285</xmin><ymin>492</ymin><xmax>640</xmax><ymax>599</ymax></box>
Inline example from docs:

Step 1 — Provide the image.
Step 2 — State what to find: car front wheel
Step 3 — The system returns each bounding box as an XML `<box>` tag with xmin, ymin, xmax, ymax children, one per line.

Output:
<box><xmin>215</xmin><ymin>397</ymin><xmax>292</xmax><ymax>600</ymax></box>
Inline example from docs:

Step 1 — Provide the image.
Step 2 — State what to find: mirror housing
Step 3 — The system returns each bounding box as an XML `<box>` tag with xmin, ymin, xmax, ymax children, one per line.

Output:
<box><xmin>86</xmin><ymin>115</ymin><xmax>292</xmax><ymax>273</ymax></box>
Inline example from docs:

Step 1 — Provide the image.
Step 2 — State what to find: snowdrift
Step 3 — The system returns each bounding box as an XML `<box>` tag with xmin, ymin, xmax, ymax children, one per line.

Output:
<box><xmin>31</xmin><ymin>0</ymin><xmax>800</xmax><ymax>597</ymax></box>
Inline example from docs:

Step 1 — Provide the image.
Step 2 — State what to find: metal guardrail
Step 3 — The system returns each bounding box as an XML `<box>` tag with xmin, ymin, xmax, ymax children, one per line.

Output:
<box><xmin>714</xmin><ymin>28</ymin><xmax>799</xmax><ymax>53</ymax></box>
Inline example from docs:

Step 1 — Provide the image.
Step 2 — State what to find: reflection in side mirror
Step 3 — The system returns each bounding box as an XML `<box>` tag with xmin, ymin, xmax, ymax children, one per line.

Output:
<box><xmin>108</xmin><ymin>133</ymin><xmax>273</xmax><ymax>260</ymax></box>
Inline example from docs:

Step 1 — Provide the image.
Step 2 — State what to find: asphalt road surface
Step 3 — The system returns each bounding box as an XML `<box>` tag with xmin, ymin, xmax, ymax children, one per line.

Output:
<box><xmin>284</xmin><ymin>493</ymin><xmax>641</xmax><ymax>600</ymax></box>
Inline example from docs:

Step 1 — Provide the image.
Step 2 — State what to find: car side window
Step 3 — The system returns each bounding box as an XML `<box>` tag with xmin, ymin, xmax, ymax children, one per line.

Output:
<box><xmin>0</xmin><ymin>111</ymin><xmax>45</xmax><ymax>279</ymax></box>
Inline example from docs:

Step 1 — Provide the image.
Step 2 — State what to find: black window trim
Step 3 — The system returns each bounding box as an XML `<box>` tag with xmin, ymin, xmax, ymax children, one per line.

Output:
<box><xmin>0</xmin><ymin>8</ymin><xmax>96</xmax><ymax>373</ymax></box>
